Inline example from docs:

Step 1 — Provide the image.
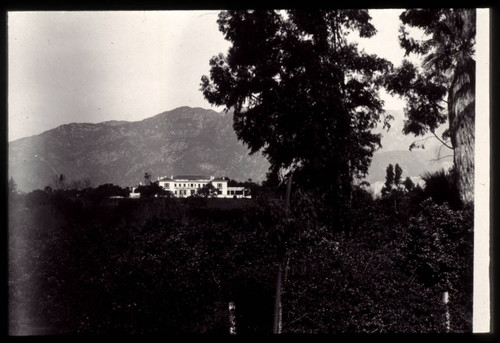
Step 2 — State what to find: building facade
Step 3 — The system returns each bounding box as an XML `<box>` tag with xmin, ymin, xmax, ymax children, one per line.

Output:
<box><xmin>157</xmin><ymin>175</ymin><xmax>250</xmax><ymax>198</ymax></box>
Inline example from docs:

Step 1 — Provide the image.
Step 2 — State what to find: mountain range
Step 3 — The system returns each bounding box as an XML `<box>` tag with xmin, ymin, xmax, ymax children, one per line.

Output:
<box><xmin>8</xmin><ymin>106</ymin><xmax>270</xmax><ymax>192</ymax></box>
<box><xmin>365</xmin><ymin>109</ymin><xmax>453</xmax><ymax>185</ymax></box>
<box><xmin>8</xmin><ymin>107</ymin><xmax>453</xmax><ymax>193</ymax></box>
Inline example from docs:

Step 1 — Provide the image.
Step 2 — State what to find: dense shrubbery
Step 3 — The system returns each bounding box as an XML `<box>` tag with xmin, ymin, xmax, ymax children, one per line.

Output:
<box><xmin>9</xmin><ymin>190</ymin><xmax>273</xmax><ymax>334</ymax></box>
<box><xmin>8</xmin><ymin>174</ymin><xmax>473</xmax><ymax>334</ymax></box>
<box><xmin>135</xmin><ymin>183</ymin><xmax>173</xmax><ymax>198</ymax></box>
<box><xmin>282</xmin><ymin>196</ymin><xmax>473</xmax><ymax>333</ymax></box>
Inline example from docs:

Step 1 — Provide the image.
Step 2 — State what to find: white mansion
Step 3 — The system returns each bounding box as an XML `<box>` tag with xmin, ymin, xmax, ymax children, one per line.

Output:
<box><xmin>132</xmin><ymin>174</ymin><xmax>251</xmax><ymax>198</ymax></box>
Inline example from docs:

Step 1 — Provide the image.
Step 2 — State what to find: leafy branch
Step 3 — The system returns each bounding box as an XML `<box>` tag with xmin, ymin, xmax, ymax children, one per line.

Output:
<box><xmin>409</xmin><ymin>132</ymin><xmax>453</xmax><ymax>151</ymax></box>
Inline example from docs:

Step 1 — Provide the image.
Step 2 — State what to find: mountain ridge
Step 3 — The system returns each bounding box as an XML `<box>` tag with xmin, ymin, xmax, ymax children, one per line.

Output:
<box><xmin>365</xmin><ymin>108</ymin><xmax>453</xmax><ymax>185</ymax></box>
<box><xmin>9</xmin><ymin>106</ymin><xmax>453</xmax><ymax>193</ymax></box>
<box><xmin>8</xmin><ymin>106</ymin><xmax>270</xmax><ymax>192</ymax></box>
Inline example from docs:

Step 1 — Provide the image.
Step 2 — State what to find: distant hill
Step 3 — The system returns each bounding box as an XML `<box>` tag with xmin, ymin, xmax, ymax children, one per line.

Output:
<box><xmin>364</xmin><ymin>109</ymin><xmax>453</xmax><ymax>191</ymax></box>
<box><xmin>8</xmin><ymin>106</ymin><xmax>270</xmax><ymax>192</ymax></box>
<box><xmin>365</xmin><ymin>149</ymin><xmax>453</xmax><ymax>185</ymax></box>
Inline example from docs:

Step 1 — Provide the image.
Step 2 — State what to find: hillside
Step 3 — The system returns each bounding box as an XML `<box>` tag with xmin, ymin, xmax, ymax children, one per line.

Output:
<box><xmin>8</xmin><ymin>106</ymin><xmax>270</xmax><ymax>192</ymax></box>
<box><xmin>364</xmin><ymin>109</ymin><xmax>453</xmax><ymax>185</ymax></box>
<box><xmin>9</xmin><ymin>107</ymin><xmax>453</xmax><ymax>193</ymax></box>
<box><xmin>365</xmin><ymin>149</ymin><xmax>453</xmax><ymax>185</ymax></box>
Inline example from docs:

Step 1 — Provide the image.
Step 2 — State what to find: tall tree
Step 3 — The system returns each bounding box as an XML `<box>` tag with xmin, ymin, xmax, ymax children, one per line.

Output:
<box><xmin>201</xmin><ymin>10</ymin><xmax>391</xmax><ymax>224</ymax></box>
<box><xmin>382</xmin><ymin>163</ymin><xmax>395</xmax><ymax>195</ymax></box>
<box><xmin>385</xmin><ymin>9</ymin><xmax>476</xmax><ymax>203</ymax></box>
<box><xmin>394</xmin><ymin>163</ymin><xmax>403</xmax><ymax>185</ymax></box>
<box><xmin>202</xmin><ymin>10</ymin><xmax>391</xmax><ymax>333</ymax></box>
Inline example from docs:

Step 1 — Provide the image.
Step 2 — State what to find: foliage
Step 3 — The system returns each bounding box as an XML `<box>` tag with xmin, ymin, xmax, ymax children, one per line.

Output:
<box><xmin>282</xmin><ymin>194</ymin><xmax>473</xmax><ymax>333</ymax></box>
<box><xmin>8</xmin><ymin>8</ymin><xmax>477</xmax><ymax>331</ymax></box>
<box><xmin>136</xmin><ymin>182</ymin><xmax>171</xmax><ymax>198</ymax></box>
<box><xmin>83</xmin><ymin>183</ymin><xmax>131</xmax><ymax>201</ymax></box>
<box><xmin>394</xmin><ymin>163</ymin><xmax>402</xmax><ymax>185</ymax></box>
<box><xmin>9</xmin><ymin>174</ymin><xmax>473</xmax><ymax>334</ymax></box>
<box><xmin>403</xmin><ymin>200</ymin><xmax>473</xmax><ymax>331</ymax></box>
<box><xmin>421</xmin><ymin>168</ymin><xmax>461</xmax><ymax>209</ymax></box>
<box><xmin>384</xmin><ymin>59</ymin><xmax>448</xmax><ymax>137</ymax></box>
<box><xmin>9</xmin><ymin>192</ymin><xmax>275</xmax><ymax>334</ymax></box>
<box><xmin>381</xmin><ymin>163</ymin><xmax>395</xmax><ymax>195</ymax></box>
<box><xmin>403</xmin><ymin>176</ymin><xmax>415</xmax><ymax>191</ymax></box>
<box><xmin>201</xmin><ymin>10</ymin><xmax>392</xmax><ymax>228</ymax></box>
<box><xmin>379</xmin><ymin>163</ymin><xmax>419</xmax><ymax>216</ymax></box>
<box><xmin>195</xmin><ymin>183</ymin><xmax>219</xmax><ymax>198</ymax></box>
<box><xmin>385</xmin><ymin>9</ymin><xmax>475</xmax><ymax>140</ymax></box>
<box><xmin>384</xmin><ymin>9</ymin><xmax>476</xmax><ymax>203</ymax></box>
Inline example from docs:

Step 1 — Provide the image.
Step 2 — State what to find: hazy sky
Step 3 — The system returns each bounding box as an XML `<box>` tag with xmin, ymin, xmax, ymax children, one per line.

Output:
<box><xmin>8</xmin><ymin>9</ymin><xmax>408</xmax><ymax>141</ymax></box>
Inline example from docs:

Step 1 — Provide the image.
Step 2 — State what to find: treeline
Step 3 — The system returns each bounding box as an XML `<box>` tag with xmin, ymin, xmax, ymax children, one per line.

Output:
<box><xmin>9</xmin><ymin>177</ymin><xmax>260</xmax><ymax>202</ymax></box>
<box><xmin>8</xmin><ymin>168</ymin><xmax>473</xmax><ymax>334</ymax></box>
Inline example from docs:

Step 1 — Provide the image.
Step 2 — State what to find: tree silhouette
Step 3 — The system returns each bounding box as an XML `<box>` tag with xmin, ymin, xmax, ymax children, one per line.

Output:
<box><xmin>403</xmin><ymin>176</ymin><xmax>415</xmax><ymax>192</ymax></box>
<box><xmin>201</xmin><ymin>10</ymin><xmax>392</xmax><ymax>226</ymax></box>
<box><xmin>394</xmin><ymin>163</ymin><xmax>403</xmax><ymax>185</ymax></box>
<box><xmin>385</xmin><ymin>9</ymin><xmax>476</xmax><ymax>204</ymax></box>
<box><xmin>136</xmin><ymin>182</ymin><xmax>170</xmax><ymax>198</ymax></box>
<box><xmin>196</xmin><ymin>183</ymin><xmax>218</xmax><ymax>198</ymax></box>
<box><xmin>382</xmin><ymin>164</ymin><xmax>394</xmax><ymax>195</ymax></box>
<box><xmin>201</xmin><ymin>10</ymin><xmax>393</xmax><ymax>333</ymax></box>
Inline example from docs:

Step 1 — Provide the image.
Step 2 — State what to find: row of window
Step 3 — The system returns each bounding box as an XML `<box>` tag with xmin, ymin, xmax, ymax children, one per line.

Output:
<box><xmin>174</xmin><ymin>189</ymin><xmax>196</xmax><ymax>196</ymax></box>
<box><xmin>162</xmin><ymin>182</ymin><xmax>225</xmax><ymax>189</ymax></box>
<box><xmin>174</xmin><ymin>183</ymin><xmax>203</xmax><ymax>188</ymax></box>
<box><xmin>162</xmin><ymin>183</ymin><xmax>204</xmax><ymax>189</ymax></box>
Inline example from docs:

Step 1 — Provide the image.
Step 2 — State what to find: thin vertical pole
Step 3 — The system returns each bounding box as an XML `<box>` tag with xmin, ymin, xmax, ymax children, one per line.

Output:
<box><xmin>443</xmin><ymin>291</ymin><xmax>450</xmax><ymax>332</ymax></box>
<box><xmin>229</xmin><ymin>301</ymin><xmax>236</xmax><ymax>335</ymax></box>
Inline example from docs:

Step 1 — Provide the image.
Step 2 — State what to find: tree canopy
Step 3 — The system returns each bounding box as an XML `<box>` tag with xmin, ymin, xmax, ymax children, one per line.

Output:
<box><xmin>201</xmin><ymin>10</ymin><xmax>392</xmax><ymax>210</ymax></box>
<box><xmin>384</xmin><ymin>9</ymin><xmax>476</xmax><ymax>203</ymax></box>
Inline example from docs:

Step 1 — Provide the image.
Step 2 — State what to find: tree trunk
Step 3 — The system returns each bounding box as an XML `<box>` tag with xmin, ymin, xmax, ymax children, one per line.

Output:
<box><xmin>272</xmin><ymin>262</ymin><xmax>283</xmax><ymax>334</ymax></box>
<box><xmin>449</xmin><ymin>58</ymin><xmax>475</xmax><ymax>204</ymax></box>
<box><xmin>453</xmin><ymin>109</ymin><xmax>475</xmax><ymax>204</ymax></box>
<box><xmin>273</xmin><ymin>174</ymin><xmax>292</xmax><ymax>334</ymax></box>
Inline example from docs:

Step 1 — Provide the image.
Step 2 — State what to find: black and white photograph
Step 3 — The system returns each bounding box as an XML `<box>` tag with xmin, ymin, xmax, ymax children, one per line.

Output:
<box><xmin>7</xmin><ymin>8</ymin><xmax>491</xmax><ymax>335</ymax></box>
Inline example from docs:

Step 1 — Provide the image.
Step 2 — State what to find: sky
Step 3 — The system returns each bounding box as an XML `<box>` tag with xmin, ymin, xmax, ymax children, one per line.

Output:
<box><xmin>8</xmin><ymin>9</ymin><xmax>409</xmax><ymax>142</ymax></box>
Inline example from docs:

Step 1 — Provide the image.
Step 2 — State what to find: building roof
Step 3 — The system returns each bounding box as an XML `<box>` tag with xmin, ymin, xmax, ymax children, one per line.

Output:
<box><xmin>158</xmin><ymin>175</ymin><xmax>228</xmax><ymax>182</ymax></box>
<box><xmin>157</xmin><ymin>175</ymin><xmax>205</xmax><ymax>181</ymax></box>
<box><xmin>173</xmin><ymin>175</ymin><xmax>209</xmax><ymax>180</ymax></box>
<box><xmin>212</xmin><ymin>177</ymin><xmax>228</xmax><ymax>182</ymax></box>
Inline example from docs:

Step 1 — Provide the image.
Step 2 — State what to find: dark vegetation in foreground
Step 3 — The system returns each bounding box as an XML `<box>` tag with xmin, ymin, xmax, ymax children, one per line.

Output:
<box><xmin>8</xmin><ymin>170</ymin><xmax>473</xmax><ymax>334</ymax></box>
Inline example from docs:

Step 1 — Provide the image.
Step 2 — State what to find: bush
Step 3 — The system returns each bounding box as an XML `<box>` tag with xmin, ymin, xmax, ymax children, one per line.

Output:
<box><xmin>403</xmin><ymin>200</ymin><xmax>473</xmax><ymax>331</ymax></box>
<box><xmin>421</xmin><ymin>168</ymin><xmax>461</xmax><ymax>209</ymax></box>
<box><xmin>281</xmin><ymin>197</ymin><xmax>473</xmax><ymax>333</ymax></box>
<box><xmin>9</xmin><ymin>192</ymin><xmax>277</xmax><ymax>334</ymax></box>
<box><xmin>8</xmin><ymin>179</ymin><xmax>473</xmax><ymax>334</ymax></box>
